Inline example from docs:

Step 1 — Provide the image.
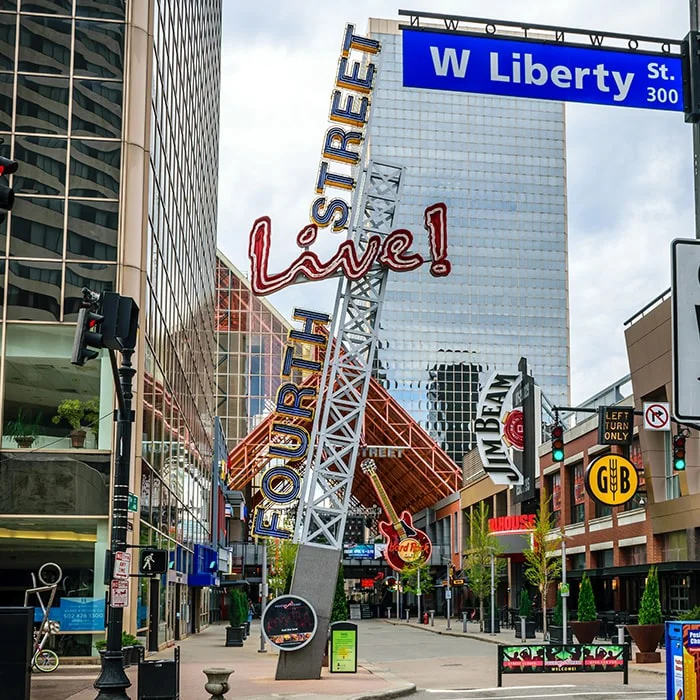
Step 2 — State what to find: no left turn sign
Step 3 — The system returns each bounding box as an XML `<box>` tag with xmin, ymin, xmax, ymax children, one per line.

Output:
<box><xmin>643</xmin><ymin>402</ymin><xmax>670</xmax><ymax>431</ymax></box>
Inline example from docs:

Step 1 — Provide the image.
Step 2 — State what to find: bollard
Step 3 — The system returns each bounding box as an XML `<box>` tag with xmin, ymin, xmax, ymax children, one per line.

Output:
<box><xmin>405</xmin><ymin>609</ymin><xmax>410</xmax><ymax>623</ymax></box>
<box><xmin>387</xmin><ymin>608</ymin><xmax>391</xmax><ymax>619</ymax></box>
<box><xmin>617</xmin><ymin>624</ymin><xmax>625</xmax><ymax>645</ymax></box>
<box><xmin>462</xmin><ymin>612</ymin><xmax>467</xmax><ymax>633</ymax></box>
<box><xmin>520</xmin><ymin>616</ymin><xmax>526</xmax><ymax>643</ymax></box>
<box><xmin>429</xmin><ymin>610</ymin><xmax>435</xmax><ymax>627</ymax></box>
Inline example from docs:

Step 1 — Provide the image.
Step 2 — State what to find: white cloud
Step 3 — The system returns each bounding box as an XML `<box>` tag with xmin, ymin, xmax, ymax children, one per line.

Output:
<box><xmin>219</xmin><ymin>0</ymin><xmax>694</xmax><ymax>405</ymax></box>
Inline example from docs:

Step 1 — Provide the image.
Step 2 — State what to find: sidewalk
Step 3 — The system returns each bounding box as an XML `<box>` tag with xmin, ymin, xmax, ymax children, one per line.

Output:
<box><xmin>383</xmin><ymin>617</ymin><xmax>666</xmax><ymax>676</ymax></box>
<box><xmin>46</xmin><ymin>621</ymin><xmax>415</xmax><ymax>700</ymax></box>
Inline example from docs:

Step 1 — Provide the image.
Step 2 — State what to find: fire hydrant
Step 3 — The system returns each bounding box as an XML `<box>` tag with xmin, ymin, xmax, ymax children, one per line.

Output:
<box><xmin>423</xmin><ymin>612</ymin><xmax>429</xmax><ymax>625</ymax></box>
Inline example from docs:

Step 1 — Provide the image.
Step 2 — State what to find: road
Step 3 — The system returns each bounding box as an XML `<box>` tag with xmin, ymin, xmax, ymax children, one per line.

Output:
<box><xmin>358</xmin><ymin>620</ymin><xmax>666</xmax><ymax>700</ymax></box>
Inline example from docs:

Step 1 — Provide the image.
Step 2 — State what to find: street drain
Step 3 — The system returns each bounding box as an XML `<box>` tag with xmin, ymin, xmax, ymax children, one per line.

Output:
<box><xmin>440</xmin><ymin>663</ymin><xmax>462</xmax><ymax>666</ymax></box>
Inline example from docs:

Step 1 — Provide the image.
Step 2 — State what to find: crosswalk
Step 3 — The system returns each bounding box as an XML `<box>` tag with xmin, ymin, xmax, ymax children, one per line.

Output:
<box><xmin>421</xmin><ymin>685</ymin><xmax>665</xmax><ymax>700</ymax></box>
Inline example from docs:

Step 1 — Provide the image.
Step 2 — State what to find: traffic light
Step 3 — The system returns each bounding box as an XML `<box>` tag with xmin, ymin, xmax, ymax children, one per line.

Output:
<box><xmin>0</xmin><ymin>155</ymin><xmax>18</xmax><ymax>211</ymax></box>
<box><xmin>551</xmin><ymin>422</ymin><xmax>565</xmax><ymax>462</ymax></box>
<box><xmin>673</xmin><ymin>432</ymin><xmax>687</xmax><ymax>471</ymax></box>
<box><xmin>385</xmin><ymin>576</ymin><xmax>397</xmax><ymax>590</ymax></box>
<box><xmin>71</xmin><ymin>294</ymin><xmax>104</xmax><ymax>366</ymax></box>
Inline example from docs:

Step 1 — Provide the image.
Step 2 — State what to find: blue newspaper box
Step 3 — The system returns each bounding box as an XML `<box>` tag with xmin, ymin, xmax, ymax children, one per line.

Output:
<box><xmin>666</xmin><ymin>620</ymin><xmax>700</xmax><ymax>699</ymax></box>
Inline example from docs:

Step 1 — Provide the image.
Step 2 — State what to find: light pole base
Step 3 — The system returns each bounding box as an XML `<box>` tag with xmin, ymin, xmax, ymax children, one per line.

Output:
<box><xmin>93</xmin><ymin>651</ymin><xmax>131</xmax><ymax>700</ymax></box>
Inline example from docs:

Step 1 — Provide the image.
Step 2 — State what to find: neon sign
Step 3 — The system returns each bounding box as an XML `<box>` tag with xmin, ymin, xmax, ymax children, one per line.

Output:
<box><xmin>311</xmin><ymin>24</ymin><xmax>380</xmax><ymax>233</ymax></box>
<box><xmin>251</xmin><ymin>309</ymin><xmax>330</xmax><ymax>539</ymax></box>
<box><xmin>249</xmin><ymin>203</ymin><xmax>451</xmax><ymax>296</ymax></box>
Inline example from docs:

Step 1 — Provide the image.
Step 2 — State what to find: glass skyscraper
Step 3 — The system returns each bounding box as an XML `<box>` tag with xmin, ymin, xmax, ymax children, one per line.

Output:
<box><xmin>0</xmin><ymin>0</ymin><xmax>221</xmax><ymax>653</ymax></box>
<box><xmin>368</xmin><ymin>19</ymin><xmax>570</xmax><ymax>465</ymax></box>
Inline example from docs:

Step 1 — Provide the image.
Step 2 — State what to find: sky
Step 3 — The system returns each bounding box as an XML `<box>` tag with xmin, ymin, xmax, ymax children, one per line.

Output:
<box><xmin>219</xmin><ymin>1</ymin><xmax>695</xmax><ymax>405</ymax></box>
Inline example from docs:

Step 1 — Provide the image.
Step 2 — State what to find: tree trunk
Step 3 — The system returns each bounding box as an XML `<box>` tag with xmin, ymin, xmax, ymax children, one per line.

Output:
<box><xmin>480</xmin><ymin>599</ymin><xmax>484</xmax><ymax>628</ymax></box>
<box><xmin>542</xmin><ymin>587</ymin><xmax>548</xmax><ymax>636</ymax></box>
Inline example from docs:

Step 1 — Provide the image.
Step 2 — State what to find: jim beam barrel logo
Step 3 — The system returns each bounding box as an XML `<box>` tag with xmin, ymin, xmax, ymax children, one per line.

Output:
<box><xmin>474</xmin><ymin>371</ymin><xmax>524</xmax><ymax>486</ymax></box>
<box><xmin>584</xmin><ymin>453</ymin><xmax>639</xmax><ymax>506</ymax></box>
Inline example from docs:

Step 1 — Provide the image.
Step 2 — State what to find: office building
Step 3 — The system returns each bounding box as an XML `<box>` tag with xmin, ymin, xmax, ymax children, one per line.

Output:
<box><xmin>367</xmin><ymin>18</ymin><xmax>570</xmax><ymax>465</ymax></box>
<box><xmin>0</xmin><ymin>0</ymin><xmax>221</xmax><ymax>654</ymax></box>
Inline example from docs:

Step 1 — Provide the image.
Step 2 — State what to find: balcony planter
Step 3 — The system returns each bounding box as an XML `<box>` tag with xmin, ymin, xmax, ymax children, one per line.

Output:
<box><xmin>570</xmin><ymin>620</ymin><xmax>600</xmax><ymax>644</ymax></box>
<box><xmin>626</xmin><ymin>624</ymin><xmax>664</xmax><ymax>663</ymax></box>
<box><xmin>225</xmin><ymin>625</ymin><xmax>244</xmax><ymax>647</ymax></box>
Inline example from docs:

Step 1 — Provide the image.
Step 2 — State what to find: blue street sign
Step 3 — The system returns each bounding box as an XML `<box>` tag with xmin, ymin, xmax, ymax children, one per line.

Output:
<box><xmin>402</xmin><ymin>28</ymin><xmax>684</xmax><ymax>112</ymax></box>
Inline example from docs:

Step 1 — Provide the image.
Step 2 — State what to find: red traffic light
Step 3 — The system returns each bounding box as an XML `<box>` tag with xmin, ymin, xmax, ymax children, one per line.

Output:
<box><xmin>551</xmin><ymin>424</ymin><xmax>564</xmax><ymax>439</ymax></box>
<box><xmin>0</xmin><ymin>158</ymin><xmax>18</xmax><ymax>176</ymax></box>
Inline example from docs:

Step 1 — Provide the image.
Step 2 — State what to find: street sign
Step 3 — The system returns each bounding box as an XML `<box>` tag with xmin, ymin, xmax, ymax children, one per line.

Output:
<box><xmin>113</xmin><ymin>551</ymin><xmax>131</xmax><ymax>580</ymax></box>
<box><xmin>585</xmin><ymin>454</ymin><xmax>639</xmax><ymax>507</ymax></box>
<box><xmin>110</xmin><ymin>579</ymin><xmax>129</xmax><ymax>608</ymax></box>
<box><xmin>452</xmin><ymin>579</ymin><xmax>464</xmax><ymax>586</ymax></box>
<box><xmin>672</xmin><ymin>239</ymin><xmax>700</xmax><ymax>421</ymax></box>
<box><xmin>127</xmin><ymin>493</ymin><xmax>138</xmax><ymax>512</ymax></box>
<box><xmin>643</xmin><ymin>402</ymin><xmax>671</xmax><ymax>431</ymax></box>
<box><xmin>559</xmin><ymin>582</ymin><xmax>570</xmax><ymax>597</ymax></box>
<box><xmin>139</xmin><ymin>548</ymin><xmax>168</xmax><ymax>575</ymax></box>
<box><xmin>597</xmin><ymin>406</ymin><xmax>634</xmax><ymax>445</ymax></box>
<box><xmin>402</xmin><ymin>28</ymin><xmax>684</xmax><ymax>112</ymax></box>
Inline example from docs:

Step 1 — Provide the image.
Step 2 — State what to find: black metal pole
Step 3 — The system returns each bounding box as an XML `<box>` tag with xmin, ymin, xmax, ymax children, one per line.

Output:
<box><xmin>691</xmin><ymin>0</ymin><xmax>700</xmax><ymax>239</ymax></box>
<box><xmin>94</xmin><ymin>348</ymin><xmax>135</xmax><ymax>700</ymax></box>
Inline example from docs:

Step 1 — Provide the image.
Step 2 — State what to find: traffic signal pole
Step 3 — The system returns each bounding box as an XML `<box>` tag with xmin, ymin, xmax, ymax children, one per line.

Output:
<box><xmin>690</xmin><ymin>0</ymin><xmax>700</xmax><ymax>238</ymax></box>
<box><xmin>94</xmin><ymin>347</ymin><xmax>136</xmax><ymax>700</ymax></box>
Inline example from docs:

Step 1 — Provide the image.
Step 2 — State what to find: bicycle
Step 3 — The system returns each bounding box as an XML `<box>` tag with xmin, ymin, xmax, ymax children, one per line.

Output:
<box><xmin>32</xmin><ymin>621</ymin><xmax>60</xmax><ymax>673</ymax></box>
<box><xmin>24</xmin><ymin>562</ymin><xmax>63</xmax><ymax>674</ymax></box>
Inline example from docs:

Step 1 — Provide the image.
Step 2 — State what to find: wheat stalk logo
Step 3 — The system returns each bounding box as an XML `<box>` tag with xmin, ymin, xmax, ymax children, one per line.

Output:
<box><xmin>609</xmin><ymin>458</ymin><xmax>619</xmax><ymax>502</ymax></box>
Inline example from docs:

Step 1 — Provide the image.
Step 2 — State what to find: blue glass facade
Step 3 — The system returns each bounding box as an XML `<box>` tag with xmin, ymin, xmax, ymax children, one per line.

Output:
<box><xmin>368</xmin><ymin>21</ymin><xmax>570</xmax><ymax>465</ymax></box>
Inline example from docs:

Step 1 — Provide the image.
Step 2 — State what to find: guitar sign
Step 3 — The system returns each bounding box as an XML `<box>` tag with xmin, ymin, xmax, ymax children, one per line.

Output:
<box><xmin>360</xmin><ymin>459</ymin><xmax>432</xmax><ymax>572</ymax></box>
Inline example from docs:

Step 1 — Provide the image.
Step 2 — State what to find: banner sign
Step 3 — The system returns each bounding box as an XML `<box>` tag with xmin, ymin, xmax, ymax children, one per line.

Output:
<box><xmin>474</xmin><ymin>371</ymin><xmax>523</xmax><ymax>485</ymax></box>
<box><xmin>262</xmin><ymin>594</ymin><xmax>317</xmax><ymax>651</ymax></box>
<box><xmin>34</xmin><ymin>596</ymin><xmax>105</xmax><ymax>632</ymax></box>
<box><xmin>585</xmin><ymin>453</ymin><xmax>639</xmax><ymax>507</ymax></box>
<box><xmin>329</xmin><ymin>621</ymin><xmax>358</xmax><ymax>673</ymax></box>
<box><xmin>498</xmin><ymin>644</ymin><xmax>628</xmax><ymax>686</ymax></box>
<box><xmin>402</xmin><ymin>28</ymin><xmax>684</xmax><ymax>112</ymax></box>
<box><xmin>343</xmin><ymin>544</ymin><xmax>376</xmax><ymax>559</ymax></box>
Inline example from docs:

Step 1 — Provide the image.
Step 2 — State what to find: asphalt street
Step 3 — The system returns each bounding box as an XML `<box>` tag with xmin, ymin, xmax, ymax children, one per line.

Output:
<box><xmin>358</xmin><ymin>620</ymin><xmax>666</xmax><ymax>699</ymax></box>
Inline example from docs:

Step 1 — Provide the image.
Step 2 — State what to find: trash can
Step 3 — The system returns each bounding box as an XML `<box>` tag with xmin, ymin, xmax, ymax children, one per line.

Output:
<box><xmin>0</xmin><ymin>607</ymin><xmax>33</xmax><ymax>700</ymax></box>
<box><xmin>138</xmin><ymin>646</ymin><xmax>180</xmax><ymax>700</ymax></box>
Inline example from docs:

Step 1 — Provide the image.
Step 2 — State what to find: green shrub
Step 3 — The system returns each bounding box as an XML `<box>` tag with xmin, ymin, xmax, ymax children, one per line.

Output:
<box><xmin>577</xmin><ymin>573</ymin><xmax>597</xmax><ymax>622</ymax></box>
<box><xmin>638</xmin><ymin>566</ymin><xmax>663</xmax><ymax>625</ymax></box>
<box><xmin>228</xmin><ymin>588</ymin><xmax>246</xmax><ymax>627</ymax></box>
<box><xmin>678</xmin><ymin>606</ymin><xmax>700</xmax><ymax>621</ymax></box>
<box><xmin>94</xmin><ymin>631</ymin><xmax>141</xmax><ymax>651</ymax></box>
<box><xmin>330</xmin><ymin>564</ymin><xmax>348</xmax><ymax>623</ymax></box>
<box><xmin>519</xmin><ymin>589</ymin><xmax>532</xmax><ymax>619</ymax></box>
<box><xmin>553</xmin><ymin>589</ymin><xmax>563</xmax><ymax>626</ymax></box>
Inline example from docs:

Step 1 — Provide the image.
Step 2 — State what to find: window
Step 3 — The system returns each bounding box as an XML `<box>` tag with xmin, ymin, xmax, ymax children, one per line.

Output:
<box><xmin>570</xmin><ymin>552</ymin><xmax>586</xmax><ymax>570</ymax></box>
<box><xmin>596</xmin><ymin>548</ymin><xmax>614</xmax><ymax>568</ymax></box>
<box><xmin>625</xmin><ymin>544</ymin><xmax>647</xmax><ymax>565</ymax></box>
<box><xmin>550</xmin><ymin>472</ymin><xmax>561</xmax><ymax>526</ymax></box>
<box><xmin>668</xmin><ymin>574</ymin><xmax>690</xmax><ymax>615</ymax></box>
<box><xmin>569</xmin><ymin>463</ymin><xmax>585</xmax><ymax>523</ymax></box>
<box><xmin>664</xmin><ymin>531</ymin><xmax>688</xmax><ymax>562</ymax></box>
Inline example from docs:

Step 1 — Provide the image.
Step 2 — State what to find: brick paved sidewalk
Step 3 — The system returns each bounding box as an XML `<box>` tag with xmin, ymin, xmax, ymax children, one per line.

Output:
<box><xmin>32</xmin><ymin>621</ymin><xmax>415</xmax><ymax>700</ymax></box>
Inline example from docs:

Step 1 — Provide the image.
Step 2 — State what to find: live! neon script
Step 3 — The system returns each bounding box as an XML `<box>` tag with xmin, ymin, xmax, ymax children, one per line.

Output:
<box><xmin>248</xmin><ymin>202</ymin><xmax>451</xmax><ymax>296</ymax></box>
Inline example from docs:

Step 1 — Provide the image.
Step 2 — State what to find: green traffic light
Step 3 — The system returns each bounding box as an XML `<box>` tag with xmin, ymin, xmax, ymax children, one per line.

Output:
<box><xmin>675</xmin><ymin>459</ymin><xmax>686</xmax><ymax>471</ymax></box>
<box><xmin>553</xmin><ymin>448</ymin><xmax>564</xmax><ymax>462</ymax></box>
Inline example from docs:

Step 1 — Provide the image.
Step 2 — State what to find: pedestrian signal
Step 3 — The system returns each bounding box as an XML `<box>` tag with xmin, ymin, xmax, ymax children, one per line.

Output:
<box><xmin>139</xmin><ymin>548</ymin><xmax>168</xmax><ymax>575</ymax></box>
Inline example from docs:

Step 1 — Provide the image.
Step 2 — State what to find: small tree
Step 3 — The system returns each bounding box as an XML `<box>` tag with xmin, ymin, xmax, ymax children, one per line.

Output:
<box><xmin>330</xmin><ymin>564</ymin><xmax>349</xmax><ymax>623</ymax></box>
<box><xmin>577</xmin><ymin>573</ymin><xmax>597</xmax><ymax>622</ymax></box>
<box><xmin>228</xmin><ymin>588</ymin><xmax>245</xmax><ymax>627</ymax></box>
<box><xmin>638</xmin><ymin>566</ymin><xmax>663</xmax><ymax>625</ymax></box>
<box><xmin>523</xmin><ymin>495</ymin><xmax>562</xmax><ymax>636</ymax></box>
<box><xmin>267</xmin><ymin>538</ymin><xmax>298</xmax><ymax>596</ymax></box>
<box><xmin>464</xmin><ymin>502</ymin><xmax>506</xmax><ymax>624</ymax></box>
<box><xmin>519</xmin><ymin>589</ymin><xmax>532</xmax><ymax>619</ymax></box>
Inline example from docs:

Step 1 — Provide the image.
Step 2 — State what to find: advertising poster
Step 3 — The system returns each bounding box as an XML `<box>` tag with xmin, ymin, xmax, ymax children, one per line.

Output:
<box><xmin>33</xmin><ymin>596</ymin><xmax>105</xmax><ymax>632</ymax></box>
<box><xmin>583</xmin><ymin>644</ymin><xmax>625</xmax><ymax>671</ymax></box>
<box><xmin>330</xmin><ymin>623</ymin><xmax>357</xmax><ymax>673</ymax></box>
<box><xmin>683</xmin><ymin>624</ymin><xmax>700</xmax><ymax>697</ymax></box>
<box><xmin>501</xmin><ymin>645</ymin><xmax>545</xmax><ymax>672</ymax></box>
<box><xmin>262</xmin><ymin>594</ymin><xmax>317</xmax><ymax>651</ymax></box>
<box><xmin>545</xmin><ymin>645</ymin><xmax>583</xmax><ymax>672</ymax></box>
<box><xmin>501</xmin><ymin>644</ymin><xmax>625</xmax><ymax>675</ymax></box>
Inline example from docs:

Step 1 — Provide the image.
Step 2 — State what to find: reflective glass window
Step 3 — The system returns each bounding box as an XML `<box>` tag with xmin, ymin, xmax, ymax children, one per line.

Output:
<box><xmin>67</xmin><ymin>200</ymin><xmax>118</xmax><ymax>261</ymax></box>
<box><xmin>0</xmin><ymin>14</ymin><xmax>16</xmax><ymax>72</ymax></box>
<box><xmin>0</xmin><ymin>209</ymin><xmax>7</xmax><ymax>255</ymax></box>
<box><xmin>0</xmin><ymin>73</ymin><xmax>12</xmax><ymax>132</ymax></box>
<box><xmin>14</xmin><ymin>136</ymin><xmax>67</xmax><ymax>196</ymax></box>
<box><xmin>9</xmin><ymin>197</ymin><xmax>64</xmax><ymax>258</ymax></box>
<box><xmin>64</xmin><ymin>262</ymin><xmax>115</xmax><ymax>320</ymax></box>
<box><xmin>7</xmin><ymin>260</ymin><xmax>62</xmax><ymax>321</ymax></box>
<box><xmin>21</xmin><ymin>1</ymin><xmax>72</xmax><ymax>13</ymax></box>
<box><xmin>74</xmin><ymin>21</ymin><xmax>124</xmax><ymax>79</ymax></box>
<box><xmin>72</xmin><ymin>80</ymin><xmax>122</xmax><ymax>138</ymax></box>
<box><xmin>76</xmin><ymin>0</ymin><xmax>126</xmax><ymax>20</ymax></box>
<box><xmin>69</xmin><ymin>140</ymin><xmax>120</xmax><ymax>198</ymax></box>
<box><xmin>16</xmin><ymin>76</ymin><xmax>69</xmax><ymax>134</ymax></box>
<box><xmin>18</xmin><ymin>16</ymin><xmax>71</xmax><ymax>75</ymax></box>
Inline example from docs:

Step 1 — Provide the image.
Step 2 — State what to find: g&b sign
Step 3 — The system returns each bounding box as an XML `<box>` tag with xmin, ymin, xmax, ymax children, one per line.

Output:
<box><xmin>585</xmin><ymin>454</ymin><xmax>639</xmax><ymax>507</ymax></box>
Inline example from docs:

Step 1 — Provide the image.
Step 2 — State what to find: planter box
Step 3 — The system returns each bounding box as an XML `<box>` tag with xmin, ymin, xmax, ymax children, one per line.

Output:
<box><xmin>571</xmin><ymin>620</ymin><xmax>600</xmax><ymax>644</ymax></box>
<box><xmin>548</xmin><ymin>624</ymin><xmax>573</xmax><ymax>643</ymax></box>
<box><xmin>225</xmin><ymin>625</ymin><xmax>244</xmax><ymax>648</ymax></box>
<box><xmin>515</xmin><ymin>620</ymin><xmax>536</xmax><ymax>639</ymax></box>
<box><xmin>626</xmin><ymin>623</ymin><xmax>664</xmax><ymax>663</ymax></box>
<box><xmin>482</xmin><ymin>619</ymin><xmax>500</xmax><ymax>634</ymax></box>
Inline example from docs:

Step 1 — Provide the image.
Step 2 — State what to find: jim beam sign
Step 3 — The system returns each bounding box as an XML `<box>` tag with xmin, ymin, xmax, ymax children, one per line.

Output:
<box><xmin>474</xmin><ymin>372</ymin><xmax>524</xmax><ymax>485</ymax></box>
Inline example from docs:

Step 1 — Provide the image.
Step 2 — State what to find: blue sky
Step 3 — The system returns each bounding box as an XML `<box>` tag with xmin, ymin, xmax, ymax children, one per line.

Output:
<box><xmin>219</xmin><ymin>1</ymin><xmax>694</xmax><ymax>404</ymax></box>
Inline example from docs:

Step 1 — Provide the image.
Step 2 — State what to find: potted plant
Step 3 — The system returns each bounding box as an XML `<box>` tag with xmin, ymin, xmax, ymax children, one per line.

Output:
<box><xmin>516</xmin><ymin>589</ymin><xmax>536</xmax><ymax>639</ymax></box>
<box><xmin>571</xmin><ymin>573</ymin><xmax>600</xmax><ymax>644</ymax></box>
<box><xmin>5</xmin><ymin>408</ymin><xmax>41</xmax><ymax>448</ymax></box>
<box><xmin>95</xmin><ymin>631</ymin><xmax>144</xmax><ymax>667</ymax></box>
<box><xmin>52</xmin><ymin>398</ymin><xmax>99</xmax><ymax>448</ymax></box>
<box><xmin>482</xmin><ymin>595</ymin><xmax>500</xmax><ymax>634</ymax></box>
<box><xmin>225</xmin><ymin>588</ymin><xmax>246</xmax><ymax>647</ymax></box>
<box><xmin>627</xmin><ymin>565</ymin><xmax>664</xmax><ymax>663</ymax></box>
<box><xmin>549</xmin><ymin>588</ymin><xmax>574</xmax><ymax>643</ymax></box>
